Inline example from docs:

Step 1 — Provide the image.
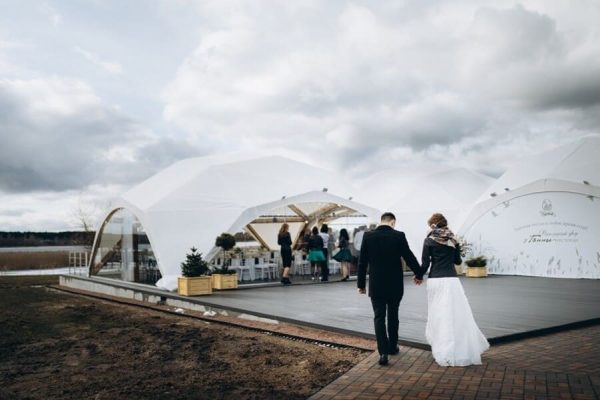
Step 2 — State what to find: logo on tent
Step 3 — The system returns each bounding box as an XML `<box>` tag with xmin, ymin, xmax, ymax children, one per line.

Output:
<box><xmin>540</xmin><ymin>199</ymin><xmax>555</xmax><ymax>217</ymax></box>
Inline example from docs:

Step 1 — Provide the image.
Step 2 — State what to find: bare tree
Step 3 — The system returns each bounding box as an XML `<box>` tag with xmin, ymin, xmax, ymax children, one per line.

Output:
<box><xmin>71</xmin><ymin>194</ymin><xmax>100</xmax><ymax>232</ymax></box>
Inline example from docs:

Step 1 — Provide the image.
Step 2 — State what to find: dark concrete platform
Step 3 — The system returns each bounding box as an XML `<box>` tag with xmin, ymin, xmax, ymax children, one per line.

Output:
<box><xmin>60</xmin><ymin>274</ymin><xmax>600</xmax><ymax>347</ymax></box>
<box><xmin>195</xmin><ymin>275</ymin><xmax>600</xmax><ymax>346</ymax></box>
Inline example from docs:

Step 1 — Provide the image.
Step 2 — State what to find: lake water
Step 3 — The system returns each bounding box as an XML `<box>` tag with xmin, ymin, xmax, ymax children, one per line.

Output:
<box><xmin>0</xmin><ymin>246</ymin><xmax>89</xmax><ymax>253</ymax></box>
<box><xmin>0</xmin><ymin>267</ymin><xmax>88</xmax><ymax>276</ymax></box>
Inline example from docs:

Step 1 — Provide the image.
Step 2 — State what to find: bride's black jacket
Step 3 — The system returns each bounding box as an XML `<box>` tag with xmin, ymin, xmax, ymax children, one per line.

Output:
<box><xmin>421</xmin><ymin>238</ymin><xmax>462</xmax><ymax>278</ymax></box>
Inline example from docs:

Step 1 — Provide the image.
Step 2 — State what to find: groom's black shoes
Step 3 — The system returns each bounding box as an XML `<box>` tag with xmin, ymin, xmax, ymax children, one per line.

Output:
<box><xmin>378</xmin><ymin>354</ymin><xmax>389</xmax><ymax>366</ymax></box>
<box><xmin>389</xmin><ymin>346</ymin><xmax>400</xmax><ymax>355</ymax></box>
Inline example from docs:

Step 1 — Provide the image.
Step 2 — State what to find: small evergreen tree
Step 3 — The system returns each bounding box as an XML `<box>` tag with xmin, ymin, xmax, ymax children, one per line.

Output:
<box><xmin>181</xmin><ymin>247</ymin><xmax>209</xmax><ymax>277</ymax></box>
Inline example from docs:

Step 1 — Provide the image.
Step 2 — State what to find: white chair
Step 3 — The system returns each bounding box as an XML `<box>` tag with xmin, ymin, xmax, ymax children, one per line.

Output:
<box><xmin>252</xmin><ymin>255</ymin><xmax>275</xmax><ymax>280</ymax></box>
<box><xmin>228</xmin><ymin>258</ymin><xmax>251</xmax><ymax>282</ymax></box>
<box><xmin>244</xmin><ymin>258</ymin><xmax>257</xmax><ymax>281</ymax></box>
<box><xmin>329</xmin><ymin>260</ymin><xmax>341</xmax><ymax>275</ymax></box>
<box><xmin>264</xmin><ymin>256</ymin><xmax>279</xmax><ymax>279</ymax></box>
<box><xmin>231</xmin><ymin>265</ymin><xmax>252</xmax><ymax>282</ymax></box>
<box><xmin>254</xmin><ymin>261</ymin><xmax>275</xmax><ymax>280</ymax></box>
<box><xmin>292</xmin><ymin>254</ymin><xmax>310</xmax><ymax>276</ymax></box>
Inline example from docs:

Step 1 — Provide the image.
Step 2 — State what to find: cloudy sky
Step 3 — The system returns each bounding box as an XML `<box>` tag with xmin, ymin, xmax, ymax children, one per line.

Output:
<box><xmin>1</xmin><ymin>0</ymin><xmax>599</xmax><ymax>231</ymax></box>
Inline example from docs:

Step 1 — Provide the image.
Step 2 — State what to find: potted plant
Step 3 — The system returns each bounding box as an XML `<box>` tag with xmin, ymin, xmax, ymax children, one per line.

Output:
<box><xmin>212</xmin><ymin>233</ymin><xmax>238</xmax><ymax>289</ymax></box>
<box><xmin>465</xmin><ymin>256</ymin><xmax>488</xmax><ymax>278</ymax></box>
<box><xmin>455</xmin><ymin>236</ymin><xmax>472</xmax><ymax>275</ymax></box>
<box><xmin>178</xmin><ymin>247</ymin><xmax>212</xmax><ymax>295</ymax></box>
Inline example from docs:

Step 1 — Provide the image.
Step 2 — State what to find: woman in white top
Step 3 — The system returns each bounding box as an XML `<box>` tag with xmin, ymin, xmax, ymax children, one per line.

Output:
<box><xmin>318</xmin><ymin>224</ymin><xmax>330</xmax><ymax>281</ymax></box>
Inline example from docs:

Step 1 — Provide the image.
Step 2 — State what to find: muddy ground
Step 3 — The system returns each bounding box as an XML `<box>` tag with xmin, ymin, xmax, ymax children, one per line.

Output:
<box><xmin>0</xmin><ymin>276</ymin><xmax>366</xmax><ymax>399</ymax></box>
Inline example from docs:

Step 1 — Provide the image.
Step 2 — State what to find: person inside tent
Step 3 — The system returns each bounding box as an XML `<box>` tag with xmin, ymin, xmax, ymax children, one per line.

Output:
<box><xmin>307</xmin><ymin>226</ymin><xmax>325</xmax><ymax>280</ymax></box>
<box><xmin>319</xmin><ymin>224</ymin><xmax>330</xmax><ymax>281</ymax></box>
<box><xmin>333</xmin><ymin>228</ymin><xmax>353</xmax><ymax>281</ymax></box>
<box><xmin>278</xmin><ymin>223</ymin><xmax>293</xmax><ymax>285</ymax></box>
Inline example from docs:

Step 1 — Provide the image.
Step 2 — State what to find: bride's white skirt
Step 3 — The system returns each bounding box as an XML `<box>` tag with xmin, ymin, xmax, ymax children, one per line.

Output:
<box><xmin>426</xmin><ymin>277</ymin><xmax>489</xmax><ymax>367</ymax></box>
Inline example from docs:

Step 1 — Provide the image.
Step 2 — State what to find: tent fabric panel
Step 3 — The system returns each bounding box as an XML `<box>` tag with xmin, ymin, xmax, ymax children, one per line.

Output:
<box><xmin>248</xmin><ymin>222</ymin><xmax>305</xmax><ymax>251</ymax></box>
<box><xmin>476</xmin><ymin>135</ymin><xmax>600</xmax><ymax>204</ymax></box>
<box><xmin>460</xmin><ymin>190</ymin><xmax>600</xmax><ymax>279</ymax></box>
<box><xmin>149</xmin><ymin>156</ymin><xmax>351</xmax><ymax>213</ymax></box>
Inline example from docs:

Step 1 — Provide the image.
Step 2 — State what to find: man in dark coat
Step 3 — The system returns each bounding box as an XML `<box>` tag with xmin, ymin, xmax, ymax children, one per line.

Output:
<box><xmin>358</xmin><ymin>212</ymin><xmax>423</xmax><ymax>365</ymax></box>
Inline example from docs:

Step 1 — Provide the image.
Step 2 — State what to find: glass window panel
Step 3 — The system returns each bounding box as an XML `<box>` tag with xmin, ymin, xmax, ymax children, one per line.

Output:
<box><xmin>90</xmin><ymin>208</ymin><xmax>161</xmax><ymax>285</ymax></box>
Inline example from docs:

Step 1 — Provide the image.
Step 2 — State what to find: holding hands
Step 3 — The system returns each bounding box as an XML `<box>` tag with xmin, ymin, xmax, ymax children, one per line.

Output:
<box><xmin>413</xmin><ymin>277</ymin><xmax>423</xmax><ymax>285</ymax></box>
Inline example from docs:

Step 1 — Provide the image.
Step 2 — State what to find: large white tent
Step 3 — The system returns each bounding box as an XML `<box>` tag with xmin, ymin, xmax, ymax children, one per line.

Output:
<box><xmin>458</xmin><ymin>135</ymin><xmax>600</xmax><ymax>278</ymax></box>
<box><xmin>357</xmin><ymin>167</ymin><xmax>494</xmax><ymax>252</ymax></box>
<box><xmin>88</xmin><ymin>136</ymin><xmax>600</xmax><ymax>289</ymax></box>
<box><xmin>89</xmin><ymin>154</ymin><xmax>380</xmax><ymax>290</ymax></box>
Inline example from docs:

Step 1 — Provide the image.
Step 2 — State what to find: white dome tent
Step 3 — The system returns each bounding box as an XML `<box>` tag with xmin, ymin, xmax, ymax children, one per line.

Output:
<box><xmin>212</xmin><ymin>190</ymin><xmax>381</xmax><ymax>258</ymax></box>
<box><xmin>458</xmin><ymin>135</ymin><xmax>600</xmax><ymax>279</ymax></box>
<box><xmin>358</xmin><ymin>167</ymin><xmax>494</xmax><ymax>252</ymax></box>
<box><xmin>88</xmin><ymin>154</ymin><xmax>377</xmax><ymax>291</ymax></box>
<box><xmin>387</xmin><ymin>168</ymin><xmax>494</xmax><ymax>252</ymax></box>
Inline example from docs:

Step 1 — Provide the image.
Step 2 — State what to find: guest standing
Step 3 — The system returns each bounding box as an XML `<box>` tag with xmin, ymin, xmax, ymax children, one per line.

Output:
<box><xmin>421</xmin><ymin>213</ymin><xmax>489</xmax><ymax>366</ymax></box>
<box><xmin>319</xmin><ymin>224</ymin><xmax>330</xmax><ymax>281</ymax></box>
<box><xmin>327</xmin><ymin>227</ymin><xmax>335</xmax><ymax>261</ymax></box>
<box><xmin>278</xmin><ymin>223</ymin><xmax>293</xmax><ymax>285</ymax></box>
<box><xmin>307</xmin><ymin>226</ymin><xmax>325</xmax><ymax>280</ymax></box>
<box><xmin>296</xmin><ymin>228</ymin><xmax>310</xmax><ymax>254</ymax></box>
<box><xmin>333</xmin><ymin>228</ymin><xmax>353</xmax><ymax>281</ymax></box>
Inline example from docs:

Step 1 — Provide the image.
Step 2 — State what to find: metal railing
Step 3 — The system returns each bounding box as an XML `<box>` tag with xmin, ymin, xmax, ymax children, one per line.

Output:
<box><xmin>68</xmin><ymin>250</ymin><xmax>88</xmax><ymax>276</ymax></box>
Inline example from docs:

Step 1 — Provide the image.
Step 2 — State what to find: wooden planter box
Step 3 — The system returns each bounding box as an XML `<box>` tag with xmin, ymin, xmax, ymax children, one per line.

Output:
<box><xmin>178</xmin><ymin>276</ymin><xmax>212</xmax><ymax>296</ymax></box>
<box><xmin>465</xmin><ymin>267</ymin><xmax>488</xmax><ymax>278</ymax></box>
<box><xmin>211</xmin><ymin>273</ymin><xmax>238</xmax><ymax>290</ymax></box>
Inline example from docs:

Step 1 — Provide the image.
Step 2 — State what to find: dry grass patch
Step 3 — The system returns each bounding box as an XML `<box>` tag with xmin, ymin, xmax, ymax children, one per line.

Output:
<box><xmin>0</xmin><ymin>251</ymin><xmax>69</xmax><ymax>270</ymax></box>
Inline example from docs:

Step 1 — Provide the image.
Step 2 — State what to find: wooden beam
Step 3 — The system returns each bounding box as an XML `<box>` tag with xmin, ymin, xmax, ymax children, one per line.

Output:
<box><xmin>320</xmin><ymin>208</ymin><xmax>367</xmax><ymax>223</ymax></box>
<box><xmin>245</xmin><ymin>224</ymin><xmax>272</xmax><ymax>251</ymax></box>
<box><xmin>289</xmin><ymin>203</ymin><xmax>347</xmax><ymax>231</ymax></box>
<box><xmin>251</xmin><ymin>216</ymin><xmax>306</xmax><ymax>224</ymax></box>
<box><xmin>292</xmin><ymin>222</ymin><xmax>309</xmax><ymax>250</ymax></box>
<box><xmin>308</xmin><ymin>203</ymin><xmax>343</xmax><ymax>222</ymax></box>
<box><xmin>288</xmin><ymin>204</ymin><xmax>308</xmax><ymax>219</ymax></box>
<box><xmin>90</xmin><ymin>239</ymin><xmax>122</xmax><ymax>275</ymax></box>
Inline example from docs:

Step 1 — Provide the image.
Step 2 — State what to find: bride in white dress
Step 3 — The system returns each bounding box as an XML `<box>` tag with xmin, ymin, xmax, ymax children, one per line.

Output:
<box><xmin>421</xmin><ymin>213</ymin><xmax>489</xmax><ymax>366</ymax></box>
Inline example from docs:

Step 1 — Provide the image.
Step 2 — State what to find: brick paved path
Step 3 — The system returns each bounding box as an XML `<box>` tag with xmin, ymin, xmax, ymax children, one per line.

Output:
<box><xmin>310</xmin><ymin>325</ymin><xmax>600</xmax><ymax>400</ymax></box>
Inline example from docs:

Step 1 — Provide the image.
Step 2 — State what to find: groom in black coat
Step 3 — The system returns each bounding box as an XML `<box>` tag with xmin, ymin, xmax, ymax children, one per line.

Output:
<box><xmin>358</xmin><ymin>212</ymin><xmax>423</xmax><ymax>365</ymax></box>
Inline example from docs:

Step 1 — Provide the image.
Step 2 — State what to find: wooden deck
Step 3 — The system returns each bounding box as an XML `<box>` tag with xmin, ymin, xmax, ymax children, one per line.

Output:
<box><xmin>196</xmin><ymin>275</ymin><xmax>600</xmax><ymax>345</ymax></box>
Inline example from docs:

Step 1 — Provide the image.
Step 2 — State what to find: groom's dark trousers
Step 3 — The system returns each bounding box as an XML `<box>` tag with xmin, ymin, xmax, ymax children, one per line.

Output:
<box><xmin>371</xmin><ymin>296</ymin><xmax>401</xmax><ymax>354</ymax></box>
<box><xmin>358</xmin><ymin>225</ymin><xmax>422</xmax><ymax>355</ymax></box>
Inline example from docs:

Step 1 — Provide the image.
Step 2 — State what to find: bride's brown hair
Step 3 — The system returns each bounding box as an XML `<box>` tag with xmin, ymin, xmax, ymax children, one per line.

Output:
<box><xmin>428</xmin><ymin>213</ymin><xmax>448</xmax><ymax>228</ymax></box>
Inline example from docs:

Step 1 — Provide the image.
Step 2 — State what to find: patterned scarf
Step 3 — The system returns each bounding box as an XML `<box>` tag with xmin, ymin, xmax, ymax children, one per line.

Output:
<box><xmin>427</xmin><ymin>226</ymin><xmax>458</xmax><ymax>248</ymax></box>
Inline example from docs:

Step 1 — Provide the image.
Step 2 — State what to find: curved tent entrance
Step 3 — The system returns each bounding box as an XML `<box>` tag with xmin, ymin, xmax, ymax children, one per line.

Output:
<box><xmin>88</xmin><ymin>208</ymin><xmax>161</xmax><ymax>285</ymax></box>
<box><xmin>246</xmin><ymin>202</ymin><xmax>371</xmax><ymax>251</ymax></box>
<box><xmin>209</xmin><ymin>191</ymin><xmax>381</xmax><ymax>283</ymax></box>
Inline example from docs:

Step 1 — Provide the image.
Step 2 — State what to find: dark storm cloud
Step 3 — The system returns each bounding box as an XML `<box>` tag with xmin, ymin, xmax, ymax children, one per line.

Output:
<box><xmin>0</xmin><ymin>78</ymin><xmax>205</xmax><ymax>193</ymax></box>
<box><xmin>165</xmin><ymin>1</ymin><xmax>600</xmax><ymax>176</ymax></box>
<box><xmin>522</xmin><ymin>71</ymin><xmax>600</xmax><ymax>110</ymax></box>
<box><xmin>133</xmin><ymin>137</ymin><xmax>204</xmax><ymax>166</ymax></box>
<box><xmin>467</xmin><ymin>5</ymin><xmax>600</xmax><ymax>113</ymax></box>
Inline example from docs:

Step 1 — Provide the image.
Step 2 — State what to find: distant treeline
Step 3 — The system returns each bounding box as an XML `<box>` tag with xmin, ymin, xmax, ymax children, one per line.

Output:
<box><xmin>0</xmin><ymin>231</ymin><xmax>96</xmax><ymax>247</ymax></box>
